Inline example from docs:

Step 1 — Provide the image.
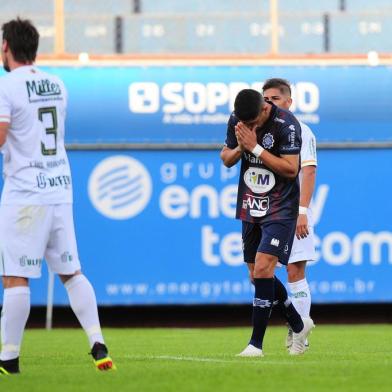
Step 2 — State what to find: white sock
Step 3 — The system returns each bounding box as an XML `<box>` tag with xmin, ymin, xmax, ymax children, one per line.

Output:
<box><xmin>64</xmin><ymin>275</ymin><xmax>104</xmax><ymax>348</ymax></box>
<box><xmin>288</xmin><ymin>278</ymin><xmax>311</xmax><ymax>319</ymax></box>
<box><xmin>1</xmin><ymin>286</ymin><xmax>30</xmax><ymax>361</ymax></box>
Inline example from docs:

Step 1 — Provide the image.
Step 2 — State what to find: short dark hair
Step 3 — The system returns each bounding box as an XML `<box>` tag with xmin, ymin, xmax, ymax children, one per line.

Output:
<box><xmin>2</xmin><ymin>18</ymin><xmax>39</xmax><ymax>63</ymax></box>
<box><xmin>234</xmin><ymin>89</ymin><xmax>263</xmax><ymax>122</ymax></box>
<box><xmin>262</xmin><ymin>78</ymin><xmax>292</xmax><ymax>97</ymax></box>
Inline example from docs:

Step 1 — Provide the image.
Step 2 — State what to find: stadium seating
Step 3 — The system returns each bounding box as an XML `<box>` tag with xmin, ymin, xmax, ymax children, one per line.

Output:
<box><xmin>123</xmin><ymin>14</ymin><xmax>271</xmax><ymax>54</ymax></box>
<box><xmin>0</xmin><ymin>0</ymin><xmax>391</xmax><ymax>54</ymax></box>
<box><xmin>1</xmin><ymin>0</ymin><xmax>53</xmax><ymax>14</ymax></box>
<box><xmin>141</xmin><ymin>0</ymin><xmax>267</xmax><ymax>14</ymax></box>
<box><xmin>330</xmin><ymin>11</ymin><xmax>392</xmax><ymax>53</ymax></box>
<box><xmin>345</xmin><ymin>0</ymin><xmax>392</xmax><ymax>11</ymax></box>
<box><xmin>65</xmin><ymin>16</ymin><xmax>115</xmax><ymax>54</ymax></box>
<box><xmin>64</xmin><ymin>0</ymin><xmax>132</xmax><ymax>15</ymax></box>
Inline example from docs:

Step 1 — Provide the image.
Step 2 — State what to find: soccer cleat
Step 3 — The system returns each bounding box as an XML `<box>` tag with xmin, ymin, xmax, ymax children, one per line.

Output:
<box><xmin>286</xmin><ymin>327</ymin><xmax>309</xmax><ymax>350</ymax></box>
<box><xmin>90</xmin><ymin>342</ymin><xmax>116</xmax><ymax>371</ymax></box>
<box><xmin>0</xmin><ymin>357</ymin><xmax>20</xmax><ymax>375</ymax></box>
<box><xmin>289</xmin><ymin>318</ymin><xmax>315</xmax><ymax>355</ymax></box>
<box><xmin>236</xmin><ymin>344</ymin><xmax>264</xmax><ymax>357</ymax></box>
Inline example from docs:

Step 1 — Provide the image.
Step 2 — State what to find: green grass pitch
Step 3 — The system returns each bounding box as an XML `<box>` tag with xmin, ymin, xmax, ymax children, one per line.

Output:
<box><xmin>1</xmin><ymin>325</ymin><xmax>392</xmax><ymax>391</ymax></box>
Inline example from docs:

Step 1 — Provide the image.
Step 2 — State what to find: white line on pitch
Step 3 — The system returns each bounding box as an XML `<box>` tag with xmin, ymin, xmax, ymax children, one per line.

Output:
<box><xmin>155</xmin><ymin>355</ymin><xmax>239</xmax><ymax>363</ymax></box>
<box><xmin>124</xmin><ymin>355</ymin><xmax>258</xmax><ymax>363</ymax></box>
<box><xmin>124</xmin><ymin>355</ymin><xmax>318</xmax><ymax>365</ymax></box>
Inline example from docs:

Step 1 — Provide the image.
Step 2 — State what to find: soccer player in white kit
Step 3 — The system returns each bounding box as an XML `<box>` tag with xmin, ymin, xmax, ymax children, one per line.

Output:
<box><xmin>262</xmin><ymin>78</ymin><xmax>317</xmax><ymax>349</ymax></box>
<box><xmin>0</xmin><ymin>19</ymin><xmax>114</xmax><ymax>374</ymax></box>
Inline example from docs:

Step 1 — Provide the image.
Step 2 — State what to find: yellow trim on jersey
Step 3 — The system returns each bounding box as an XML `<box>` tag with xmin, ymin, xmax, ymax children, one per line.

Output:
<box><xmin>301</xmin><ymin>159</ymin><xmax>317</xmax><ymax>168</ymax></box>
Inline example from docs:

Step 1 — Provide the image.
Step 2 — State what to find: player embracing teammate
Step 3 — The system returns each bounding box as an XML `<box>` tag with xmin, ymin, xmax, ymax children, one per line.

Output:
<box><xmin>221</xmin><ymin>87</ymin><xmax>315</xmax><ymax>356</ymax></box>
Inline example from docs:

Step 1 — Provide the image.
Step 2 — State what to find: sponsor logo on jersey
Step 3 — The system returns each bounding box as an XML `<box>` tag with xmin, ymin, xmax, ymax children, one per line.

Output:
<box><xmin>242</xmin><ymin>194</ymin><xmax>269</xmax><ymax>217</ymax></box>
<box><xmin>26</xmin><ymin>79</ymin><xmax>62</xmax><ymax>99</ymax></box>
<box><xmin>270</xmin><ymin>238</ymin><xmax>280</xmax><ymax>247</ymax></box>
<box><xmin>244</xmin><ymin>152</ymin><xmax>262</xmax><ymax>165</ymax></box>
<box><xmin>274</xmin><ymin>117</ymin><xmax>285</xmax><ymax>124</ymax></box>
<box><xmin>36</xmin><ymin>173</ymin><xmax>71</xmax><ymax>189</ymax></box>
<box><xmin>19</xmin><ymin>255</ymin><xmax>42</xmax><ymax>267</ymax></box>
<box><xmin>262</xmin><ymin>132</ymin><xmax>275</xmax><ymax>149</ymax></box>
<box><xmin>88</xmin><ymin>155</ymin><xmax>152</xmax><ymax>220</ymax></box>
<box><xmin>244</xmin><ymin>167</ymin><xmax>275</xmax><ymax>194</ymax></box>
<box><xmin>253</xmin><ymin>298</ymin><xmax>272</xmax><ymax>308</ymax></box>
<box><xmin>285</xmin><ymin>129</ymin><xmax>298</xmax><ymax>150</ymax></box>
<box><xmin>61</xmin><ymin>251</ymin><xmax>73</xmax><ymax>263</ymax></box>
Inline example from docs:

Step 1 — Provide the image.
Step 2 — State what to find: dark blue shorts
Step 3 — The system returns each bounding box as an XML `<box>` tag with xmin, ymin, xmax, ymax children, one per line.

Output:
<box><xmin>242</xmin><ymin>219</ymin><xmax>296</xmax><ymax>265</ymax></box>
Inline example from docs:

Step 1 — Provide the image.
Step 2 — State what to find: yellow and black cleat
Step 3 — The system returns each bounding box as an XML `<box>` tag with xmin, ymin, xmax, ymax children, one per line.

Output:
<box><xmin>94</xmin><ymin>356</ymin><xmax>116</xmax><ymax>371</ymax></box>
<box><xmin>0</xmin><ymin>358</ymin><xmax>20</xmax><ymax>375</ymax></box>
<box><xmin>0</xmin><ymin>366</ymin><xmax>11</xmax><ymax>375</ymax></box>
<box><xmin>90</xmin><ymin>342</ymin><xmax>116</xmax><ymax>371</ymax></box>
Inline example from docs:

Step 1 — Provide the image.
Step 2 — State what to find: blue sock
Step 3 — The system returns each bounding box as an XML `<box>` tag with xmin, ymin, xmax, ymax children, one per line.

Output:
<box><xmin>274</xmin><ymin>276</ymin><xmax>304</xmax><ymax>333</ymax></box>
<box><xmin>249</xmin><ymin>278</ymin><xmax>274</xmax><ymax>349</ymax></box>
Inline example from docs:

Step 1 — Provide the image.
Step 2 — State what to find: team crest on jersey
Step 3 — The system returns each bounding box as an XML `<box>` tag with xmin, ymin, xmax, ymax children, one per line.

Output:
<box><xmin>262</xmin><ymin>133</ymin><xmax>275</xmax><ymax>149</ymax></box>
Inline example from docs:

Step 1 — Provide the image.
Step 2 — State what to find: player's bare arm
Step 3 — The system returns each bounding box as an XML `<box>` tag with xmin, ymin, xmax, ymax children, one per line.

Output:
<box><xmin>235</xmin><ymin>122</ymin><xmax>299</xmax><ymax>179</ymax></box>
<box><xmin>0</xmin><ymin>122</ymin><xmax>9</xmax><ymax>147</ymax></box>
<box><xmin>220</xmin><ymin>145</ymin><xmax>243</xmax><ymax>168</ymax></box>
<box><xmin>296</xmin><ymin>165</ymin><xmax>316</xmax><ymax>239</ymax></box>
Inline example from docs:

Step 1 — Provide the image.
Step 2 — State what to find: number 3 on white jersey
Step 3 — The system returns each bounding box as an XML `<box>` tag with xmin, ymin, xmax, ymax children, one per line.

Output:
<box><xmin>39</xmin><ymin>106</ymin><xmax>58</xmax><ymax>156</ymax></box>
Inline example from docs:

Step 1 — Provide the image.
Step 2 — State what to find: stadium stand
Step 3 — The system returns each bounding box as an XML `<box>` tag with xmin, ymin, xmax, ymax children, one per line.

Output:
<box><xmin>0</xmin><ymin>0</ymin><xmax>391</xmax><ymax>54</ymax></box>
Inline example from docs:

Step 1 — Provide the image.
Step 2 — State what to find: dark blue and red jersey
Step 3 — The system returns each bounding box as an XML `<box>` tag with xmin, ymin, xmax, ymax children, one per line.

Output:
<box><xmin>225</xmin><ymin>104</ymin><xmax>302</xmax><ymax>223</ymax></box>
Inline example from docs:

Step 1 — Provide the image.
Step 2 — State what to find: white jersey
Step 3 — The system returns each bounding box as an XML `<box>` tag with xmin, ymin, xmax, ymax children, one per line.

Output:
<box><xmin>0</xmin><ymin>65</ymin><xmax>72</xmax><ymax>205</ymax></box>
<box><xmin>299</xmin><ymin>121</ymin><xmax>317</xmax><ymax>226</ymax></box>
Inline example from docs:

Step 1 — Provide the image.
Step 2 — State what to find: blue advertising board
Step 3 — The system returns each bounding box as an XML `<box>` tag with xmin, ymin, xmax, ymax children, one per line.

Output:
<box><xmin>6</xmin><ymin>148</ymin><xmax>390</xmax><ymax>305</ymax></box>
<box><xmin>2</xmin><ymin>64</ymin><xmax>390</xmax><ymax>143</ymax></box>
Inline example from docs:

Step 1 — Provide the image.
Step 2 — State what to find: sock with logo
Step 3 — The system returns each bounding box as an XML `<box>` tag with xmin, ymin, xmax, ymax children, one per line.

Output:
<box><xmin>0</xmin><ymin>286</ymin><xmax>30</xmax><ymax>361</ymax></box>
<box><xmin>249</xmin><ymin>278</ymin><xmax>274</xmax><ymax>349</ymax></box>
<box><xmin>288</xmin><ymin>278</ymin><xmax>311</xmax><ymax>319</ymax></box>
<box><xmin>64</xmin><ymin>275</ymin><xmax>105</xmax><ymax>347</ymax></box>
<box><xmin>274</xmin><ymin>276</ymin><xmax>304</xmax><ymax>333</ymax></box>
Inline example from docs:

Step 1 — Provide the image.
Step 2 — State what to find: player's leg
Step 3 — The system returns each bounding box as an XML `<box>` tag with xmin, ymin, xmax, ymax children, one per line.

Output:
<box><xmin>239</xmin><ymin>220</ymin><xmax>298</xmax><ymax>356</ymax></box>
<box><xmin>237</xmin><ymin>251</ymin><xmax>277</xmax><ymax>357</ymax></box>
<box><xmin>254</xmin><ymin>220</ymin><xmax>313</xmax><ymax>356</ymax></box>
<box><xmin>248</xmin><ymin>251</ymin><xmax>278</xmax><ymax>352</ymax></box>
<box><xmin>287</xmin><ymin>261</ymin><xmax>311</xmax><ymax>319</ymax></box>
<box><xmin>286</xmin><ymin>227</ymin><xmax>315</xmax><ymax>349</ymax></box>
<box><xmin>242</xmin><ymin>221</ymin><xmax>260</xmax><ymax>285</ymax></box>
<box><xmin>59</xmin><ymin>272</ymin><xmax>114</xmax><ymax>370</ymax></box>
<box><xmin>248</xmin><ymin>219</ymin><xmax>300</xmax><ymax>354</ymax></box>
<box><xmin>237</xmin><ymin>222</ymin><xmax>265</xmax><ymax>356</ymax></box>
<box><xmin>283</xmin><ymin>223</ymin><xmax>314</xmax><ymax>355</ymax></box>
<box><xmin>273</xmin><ymin>276</ymin><xmax>304</xmax><ymax>334</ymax></box>
<box><xmin>286</xmin><ymin>262</ymin><xmax>311</xmax><ymax>350</ymax></box>
<box><xmin>0</xmin><ymin>205</ymin><xmax>49</xmax><ymax>375</ymax></box>
<box><xmin>0</xmin><ymin>277</ymin><xmax>30</xmax><ymax>375</ymax></box>
<box><xmin>45</xmin><ymin>204</ymin><xmax>114</xmax><ymax>370</ymax></box>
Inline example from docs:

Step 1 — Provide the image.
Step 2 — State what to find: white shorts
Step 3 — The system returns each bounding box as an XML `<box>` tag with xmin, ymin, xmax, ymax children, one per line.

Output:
<box><xmin>288</xmin><ymin>226</ymin><xmax>316</xmax><ymax>264</ymax></box>
<box><xmin>0</xmin><ymin>204</ymin><xmax>81</xmax><ymax>278</ymax></box>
